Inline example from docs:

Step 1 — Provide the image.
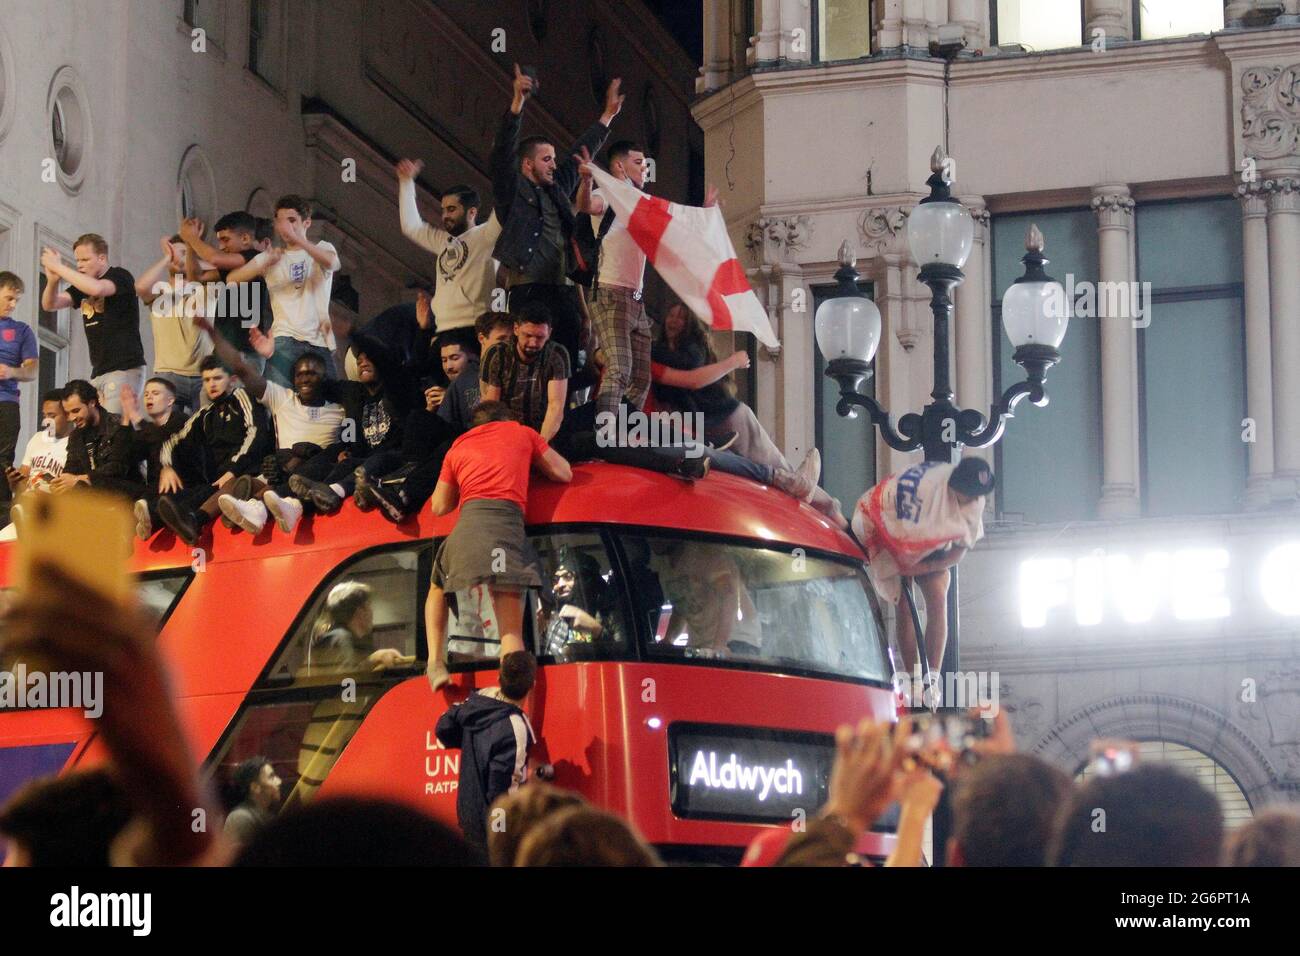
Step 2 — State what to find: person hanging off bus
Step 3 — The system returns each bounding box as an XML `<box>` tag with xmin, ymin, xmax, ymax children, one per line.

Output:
<box><xmin>434</xmin><ymin>649</ymin><xmax>537</xmax><ymax>856</ymax></box>
<box><xmin>851</xmin><ymin>457</ymin><xmax>995</xmax><ymax>676</ymax></box>
<box><xmin>424</xmin><ymin>400</ymin><xmax>572</xmax><ymax>691</ymax></box>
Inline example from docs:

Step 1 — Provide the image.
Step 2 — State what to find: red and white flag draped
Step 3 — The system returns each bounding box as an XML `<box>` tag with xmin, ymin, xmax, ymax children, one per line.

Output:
<box><xmin>587</xmin><ymin>166</ymin><xmax>780</xmax><ymax>348</ymax></box>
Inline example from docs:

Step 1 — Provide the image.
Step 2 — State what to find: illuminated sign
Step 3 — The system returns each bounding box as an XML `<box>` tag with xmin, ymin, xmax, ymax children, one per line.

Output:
<box><xmin>1018</xmin><ymin>542</ymin><xmax>1300</xmax><ymax>629</ymax></box>
<box><xmin>670</xmin><ymin>724</ymin><xmax>833</xmax><ymax>823</ymax></box>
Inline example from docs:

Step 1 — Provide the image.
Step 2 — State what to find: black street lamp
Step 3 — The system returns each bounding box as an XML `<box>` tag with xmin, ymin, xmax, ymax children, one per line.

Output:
<box><xmin>815</xmin><ymin>147</ymin><xmax>1069</xmax><ymax>678</ymax></box>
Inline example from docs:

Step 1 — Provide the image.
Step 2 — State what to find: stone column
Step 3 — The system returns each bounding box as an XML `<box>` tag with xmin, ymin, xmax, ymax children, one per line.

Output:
<box><xmin>775</xmin><ymin>260</ymin><xmax>814</xmax><ymax>463</ymax></box>
<box><xmin>1091</xmin><ymin>185</ymin><xmax>1141</xmax><ymax>518</ymax></box>
<box><xmin>948</xmin><ymin>0</ymin><xmax>990</xmax><ymax>51</ymax></box>
<box><xmin>877</xmin><ymin>0</ymin><xmax>905</xmax><ymax>50</ymax></box>
<box><xmin>1266</xmin><ymin>177</ymin><xmax>1300</xmax><ymax>499</ymax></box>
<box><xmin>924</xmin><ymin>0</ymin><xmax>946</xmax><ymax>45</ymax></box>
<box><xmin>955</xmin><ymin>198</ymin><xmax>990</xmax><ymax>414</ymax></box>
<box><xmin>903</xmin><ymin>0</ymin><xmax>930</xmax><ymax>49</ymax></box>
<box><xmin>698</xmin><ymin>0</ymin><xmax>735</xmax><ymax>92</ymax></box>
<box><xmin>1235</xmin><ymin>184</ymin><xmax>1276</xmax><ymax>509</ymax></box>
<box><xmin>779</xmin><ymin>0</ymin><xmax>811</xmax><ymax>62</ymax></box>
<box><xmin>754</xmin><ymin>0</ymin><xmax>781</xmax><ymax>63</ymax></box>
<box><xmin>1084</xmin><ymin>0</ymin><xmax>1132</xmax><ymax>42</ymax></box>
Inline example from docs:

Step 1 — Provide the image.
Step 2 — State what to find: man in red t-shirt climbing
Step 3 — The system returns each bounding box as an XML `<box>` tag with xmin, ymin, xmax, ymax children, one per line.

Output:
<box><xmin>425</xmin><ymin>400</ymin><xmax>573</xmax><ymax>691</ymax></box>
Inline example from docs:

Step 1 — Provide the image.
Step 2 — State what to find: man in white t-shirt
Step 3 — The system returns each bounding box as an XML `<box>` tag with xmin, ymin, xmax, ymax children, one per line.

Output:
<box><xmin>196</xmin><ymin>313</ymin><xmax>346</xmax><ymax>537</ymax></box>
<box><xmin>227</xmin><ymin>195</ymin><xmax>340</xmax><ymax>389</ymax></box>
<box><xmin>395</xmin><ymin>160</ymin><xmax>501</xmax><ymax>345</ymax></box>
<box><xmin>6</xmin><ymin>389</ymin><xmax>73</xmax><ymax>496</ymax></box>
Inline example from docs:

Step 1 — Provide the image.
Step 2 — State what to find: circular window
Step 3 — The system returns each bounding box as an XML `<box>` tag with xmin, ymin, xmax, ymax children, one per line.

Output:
<box><xmin>528</xmin><ymin>0</ymin><xmax>549</xmax><ymax>44</ymax></box>
<box><xmin>46</xmin><ymin>66</ymin><xmax>92</xmax><ymax>192</ymax></box>
<box><xmin>587</xmin><ymin>28</ymin><xmax>607</xmax><ymax>107</ymax></box>
<box><xmin>0</xmin><ymin>28</ymin><xmax>15</xmax><ymax>143</ymax></box>
<box><xmin>246</xmin><ymin>187</ymin><xmax>274</xmax><ymax>219</ymax></box>
<box><xmin>177</xmin><ymin>145</ymin><xmax>217</xmax><ymax>227</ymax></box>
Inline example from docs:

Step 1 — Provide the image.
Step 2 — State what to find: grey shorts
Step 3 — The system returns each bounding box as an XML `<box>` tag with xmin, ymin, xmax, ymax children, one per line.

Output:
<box><xmin>431</xmin><ymin>498</ymin><xmax>541</xmax><ymax>593</ymax></box>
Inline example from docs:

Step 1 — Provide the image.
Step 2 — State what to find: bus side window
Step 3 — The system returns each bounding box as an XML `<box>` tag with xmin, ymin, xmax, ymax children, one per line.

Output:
<box><xmin>263</xmin><ymin>546</ymin><xmax>424</xmax><ymax>689</ymax></box>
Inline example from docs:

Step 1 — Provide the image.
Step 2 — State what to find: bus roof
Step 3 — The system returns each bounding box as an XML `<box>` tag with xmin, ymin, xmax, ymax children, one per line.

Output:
<box><xmin>0</xmin><ymin>463</ymin><xmax>865</xmax><ymax>579</ymax></box>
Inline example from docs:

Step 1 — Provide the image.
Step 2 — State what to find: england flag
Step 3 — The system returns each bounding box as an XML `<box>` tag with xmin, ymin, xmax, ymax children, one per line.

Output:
<box><xmin>587</xmin><ymin>166</ymin><xmax>779</xmax><ymax>348</ymax></box>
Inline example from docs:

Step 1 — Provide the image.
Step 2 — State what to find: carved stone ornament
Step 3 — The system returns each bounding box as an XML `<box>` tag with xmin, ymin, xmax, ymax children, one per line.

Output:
<box><xmin>744</xmin><ymin>215</ymin><xmax>812</xmax><ymax>263</ymax></box>
<box><xmin>1242</xmin><ymin>64</ymin><xmax>1300</xmax><ymax>161</ymax></box>
<box><xmin>858</xmin><ymin>205</ymin><xmax>909</xmax><ymax>253</ymax></box>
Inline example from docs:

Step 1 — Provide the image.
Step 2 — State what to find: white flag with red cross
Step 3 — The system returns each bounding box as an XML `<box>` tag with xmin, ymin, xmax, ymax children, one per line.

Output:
<box><xmin>587</xmin><ymin>166</ymin><xmax>780</xmax><ymax>348</ymax></box>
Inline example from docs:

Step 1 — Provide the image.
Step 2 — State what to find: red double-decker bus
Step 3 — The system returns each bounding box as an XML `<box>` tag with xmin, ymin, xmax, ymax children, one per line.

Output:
<box><xmin>0</xmin><ymin>463</ymin><xmax>898</xmax><ymax>864</ymax></box>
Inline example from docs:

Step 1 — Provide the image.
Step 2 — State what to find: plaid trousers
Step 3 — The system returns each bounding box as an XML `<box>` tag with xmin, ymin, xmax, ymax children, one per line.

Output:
<box><xmin>590</xmin><ymin>285</ymin><xmax>652</xmax><ymax>415</ymax></box>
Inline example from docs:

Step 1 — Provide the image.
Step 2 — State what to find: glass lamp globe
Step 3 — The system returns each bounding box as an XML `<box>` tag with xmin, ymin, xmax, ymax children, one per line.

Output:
<box><xmin>906</xmin><ymin>200</ymin><xmax>974</xmax><ymax>268</ymax></box>
<box><xmin>1002</xmin><ymin>224</ymin><xmax>1069</xmax><ymax>349</ymax></box>
<box><xmin>815</xmin><ymin>294</ymin><xmax>882</xmax><ymax>365</ymax></box>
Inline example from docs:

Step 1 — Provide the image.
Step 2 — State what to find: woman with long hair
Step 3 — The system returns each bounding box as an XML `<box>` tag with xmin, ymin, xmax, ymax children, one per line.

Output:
<box><xmin>651</xmin><ymin>303</ymin><xmax>845</xmax><ymax>527</ymax></box>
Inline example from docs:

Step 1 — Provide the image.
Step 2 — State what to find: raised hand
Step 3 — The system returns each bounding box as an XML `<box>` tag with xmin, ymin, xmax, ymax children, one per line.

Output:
<box><xmin>179</xmin><ymin>217</ymin><xmax>204</xmax><ymax>243</ymax></box>
<box><xmin>603</xmin><ymin>78</ymin><xmax>626</xmax><ymax>123</ymax></box>
<box><xmin>396</xmin><ymin>158</ymin><xmax>424</xmax><ymax>180</ymax></box>
<box><xmin>249</xmin><ymin>327</ymin><xmax>275</xmax><ymax>359</ymax></box>
<box><xmin>415</xmin><ymin>289</ymin><xmax>432</xmax><ymax>330</ymax></box>
<box><xmin>729</xmin><ymin>350</ymin><xmax>751</xmax><ymax>372</ymax></box>
<box><xmin>40</xmin><ymin>247</ymin><xmax>63</xmax><ymax>275</ymax></box>
<box><xmin>573</xmin><ymin>145</ymin><xmax>595</xmax><ymax>179</ymax></box>
<box><xmin>512</xmin><ymin>63</ymin><xmax>536</xmax><ymax>113</ymax></box>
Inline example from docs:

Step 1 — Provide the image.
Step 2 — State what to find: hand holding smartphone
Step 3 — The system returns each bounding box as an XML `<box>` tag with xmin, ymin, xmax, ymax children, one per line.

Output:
<box><xmin>13</xmin><ymin>489</ymin><xmax>134</xmax><ymax>607</ymax></box>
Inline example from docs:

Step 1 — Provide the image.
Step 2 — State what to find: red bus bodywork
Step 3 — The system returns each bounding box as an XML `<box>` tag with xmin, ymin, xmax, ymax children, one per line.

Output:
<box><xmin>0</xmin><ymin>463</ymin><xmax>897</xmax><ymax>862</ymax></box>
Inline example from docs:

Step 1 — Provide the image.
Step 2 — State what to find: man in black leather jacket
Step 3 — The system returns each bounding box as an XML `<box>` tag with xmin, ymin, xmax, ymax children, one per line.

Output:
<box><xmin>490</xmin><ymin>63</ymin><xmax>624</xmax><ymax>389</ymax></box>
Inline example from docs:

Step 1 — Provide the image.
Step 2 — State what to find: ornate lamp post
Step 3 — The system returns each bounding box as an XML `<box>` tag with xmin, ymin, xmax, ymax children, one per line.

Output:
<box><xmin>815</xmin><ymin>148</ymin><xmax>1069</xmax><ymax>676</ymax></box>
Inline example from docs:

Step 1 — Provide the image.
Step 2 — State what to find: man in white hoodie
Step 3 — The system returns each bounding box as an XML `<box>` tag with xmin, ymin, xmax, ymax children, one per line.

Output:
<box><xmin>395</xmin><ymin>159</ymin><xmax>501</xmax><ymax>351</ymax></box>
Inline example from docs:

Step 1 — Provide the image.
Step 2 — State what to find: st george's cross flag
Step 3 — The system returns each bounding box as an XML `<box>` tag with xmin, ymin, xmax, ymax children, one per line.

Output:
<box><xmin>587</xmin><ymin>166</ymin><xmax>779</xmax><ymax>348</ymax></box>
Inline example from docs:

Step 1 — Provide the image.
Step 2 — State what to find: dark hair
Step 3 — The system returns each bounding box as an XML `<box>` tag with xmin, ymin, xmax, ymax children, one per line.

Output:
<box><xmin>199</xmin><ymin>354</ymin><xmax>229</xmax><ymax>374</ymax></box>
<box><xmin>0</xmin><ymin>769</ymin><xmax>133</xmax><ymax>866</ymax></box>
<box><xmin>231</xmin><ymin>756</ymin><xmax>271</xmax><ymax>805</ymax></box>
<box><xmin>73</xmin><ymin>233</ymin><xmax>109</xmax><ymax>256</ymax></box>
<box><xmin>233</xmin><ymin>797</ymin><xmax>478</xmax><ymax>866</ymax></box>
<box><xmin>514</xmin><ymin>300</ymin><xmax>552</xmax><ymax>328</ymax></box>
<box><xmin>475</xmin><ymin>311</ymin><xmax>513</xmax><ymax>339</ymax></box>
<box><xmin>274</xmin><ymin>194</ymin><xmax>312</xmax><ymax>219</ymax></box>
<box><xmin>517</xmin><ymin>135</ymin><xmax>553</xmax><ymax>164</ymax></box>
<box><xmin>0</xmin><ymin>271</ymin><xmax>24</xmax><ymax>294</ymax></box>
<box><xmin>437</xmin><ymin>332</ymin><xmax>479</xmax><ymax>360</ymax></box>
<box><xmin>469</xmin><ymin>400</ymin><xmax>520</xmax><ymax>428</ymax></box>
<box><xmin>41</xmin><ymin>387</ymin><xmax>66</xmax><ymax>405</ymax></box>
<box><xmin>442</xmin><ymin>185</ymin><xmax>480</xmax><ymax>212</ymax></box>
<box><xmin>951</xmin><ymin>754</ymin><xmax>1071</xmax><ymax>867</ymax></box>
<box><xmin>254</xmin><ymin>217</ymin><xmax>274</xmax><ymax>244</ymax></box>
<box><xmin>515</xmin><ymin>806</ymin><xmax>660</xmax><ymax>866</ymax></box>
<box><xmin>292</xmin><ymin>353</ymin><xmax>327</xmax><ymax>376</ymax></box>
<box><xmin>499</xmin><ymin>650</ymin><xmax>537</xmax><ymax>701</ymax></box>
<box><xmin>1050</xmin><ymin>763</ymin><xmax>1224</xmax><ymax>867</ymax></box>
<box><xmin>607</xmin><ymin>140</ymin><xmax>643</xmax><ymax>165</ymax></box>
<box><xmin>145</xmin><ymin>376</ymin><xmax>177</xmax><ymax>397</ymax></box>
<box><xmin>487</xmin><ymin>783</ymin><xmax>585</xmax><ymax>867</ymax></box>
<box><xmin>1225</xmin><ymin>808</ymin><xmax>1300</xmax><ymax>866</ymax></box>
<box><xmin>214</xmin><ymin>211</ymin><xmax>258</xmax><ymax>236</ymax></box>
<box><xmin>62</xmin><ymin>379</ymin><xmax>99</xmax><ymax>406</ymax></box>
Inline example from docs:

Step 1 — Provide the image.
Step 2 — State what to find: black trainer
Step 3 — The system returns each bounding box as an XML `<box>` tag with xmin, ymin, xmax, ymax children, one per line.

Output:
<box><xmin>157</xmin><ymin>496</ymin><xmax>201</xmax><ymax>547</ymax></box>
<box><xmin>289</xmin><ymin>474</ymin><xmax>342</xmax><ymax>514</ymax></box>
<box><xmin>370</xmin><ymin>481</ymin><xmax>410</xmax><ymax>523</ymax></box>
<box><xmin>353</xmin><ymin>466</ymin><xmax>378</xmax><ymax>512</ymax></box>
<box><xmin>671</xmin><ymin>454</ymin><xmax>710</xmax><ymax>482</ymax></box>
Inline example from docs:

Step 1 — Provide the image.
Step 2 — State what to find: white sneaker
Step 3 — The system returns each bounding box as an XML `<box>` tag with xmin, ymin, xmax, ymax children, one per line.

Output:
<box><xmin>796</xmin><ymin>448</ymin><xmax>821</xmax><ymax>497</ymax></box>
<box><xmin>263</xmin><ymin>491</ymin><xmax>303</xmax><ymax>534</ymax></box>
<box><xmin>220</xmin><ymin>494</ymin><xmax>267</xmax><ymax>534</ymax></box>
<box><xmin>133</xmin><ymin>499</ymin><xmax>153</xmax><ymax>540</ymax></box>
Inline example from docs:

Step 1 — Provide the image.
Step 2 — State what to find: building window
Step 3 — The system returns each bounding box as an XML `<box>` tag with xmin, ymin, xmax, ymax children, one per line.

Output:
<box><xmin>992</xmin><ymin>0</ymin><xmax>1083</xmax><ymax>51</ymax></box>
<box><xmin>587</xmin><ymin>27</ymin><xmax>607</xmax><ymax>107</ymax></box>
<box><xmin>813</xmin><ymin>282</ymin><xmax>877</xmax><ymax>512</ymax></box>
<box><xmin>1136</xmin><ymin>198</ymin><xmax>1244</xmax><ymax>517</ymax></box>
<box><xmin>1135</xmin><ymin>0</ymin><xmax>1224</xmax><ymax>40</ymax></box>
<box><xmin>246</xmin><ymin>186</ymin><xmax>274</xmax><ymax>219</ymax></box>
<box><xmin>248</xmin><ymin>0</ymin><xmax>283</xmax><ymax>88</ymax></box>
<box><xmin>182</xmin><ymin>0</ymin><xmax>223</xmax><ymax>44</ymax></box>
<box><xmin>642</xmin><ymin>85</ymin><xmax>661</xmax><ymax>157</ymax></box>
<box><xmin>46</xmin><ymin>68</ymin><xmax>91</xmax><ymax>192</ymax></box>
<box><xmin>35</xmin><ymin>264</ymin><xmax>72</xmax><ymax>435</ymax></box>
<box><xmin>0</xmin><ymin>27</ymin><xmax>14</xmax><ymax>143</ymax></box>
<box><xmin>816</xmin><ymin>1</ymin><xmax>873</xmax><ymax>62</ymax></box>
<box><xmin>527</xmin><ymin>0</ymin><xmax>549</xmax><ymax>44</ymax></box>
<box><xmin>991</xmin><ymin>209</ymin><xmax>1102</xmax><ymax>524</ymax></box>
<box><xmin>177</xmin><ymin>145</ymin><xmax>217</xmax><ymax>227</ymax></box>
<box><xmin>1077</xmin><ymin>741</ymin><xmax>1253</xmax><ymax>829</ymax></box>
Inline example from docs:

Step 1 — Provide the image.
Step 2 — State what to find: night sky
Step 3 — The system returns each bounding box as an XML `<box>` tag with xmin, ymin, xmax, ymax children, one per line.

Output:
<box><xmin>642</xmin><ymin>0</ymin><xmax>704</xmax><ymax>63</ymax></box>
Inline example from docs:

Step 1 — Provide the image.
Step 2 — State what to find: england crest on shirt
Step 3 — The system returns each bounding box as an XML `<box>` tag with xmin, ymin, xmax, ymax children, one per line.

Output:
<box><xmin>290</xmin><ymin>259</ymin><xmax>308</xmax><ymax>288</ymax></box>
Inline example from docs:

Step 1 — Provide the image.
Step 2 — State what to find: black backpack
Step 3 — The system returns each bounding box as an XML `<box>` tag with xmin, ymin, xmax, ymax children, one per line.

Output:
<box><xmin>567</xmin><ymin>207</ymin><xmax>616</xmax><ymax>289</ymax></box>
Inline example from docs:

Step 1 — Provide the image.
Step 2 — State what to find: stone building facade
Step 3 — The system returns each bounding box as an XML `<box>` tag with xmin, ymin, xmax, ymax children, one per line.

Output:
<box><xmin>694</xmin><ymin>0</ymin><xmax>1300</xmax><ymax>812</ymax></box>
